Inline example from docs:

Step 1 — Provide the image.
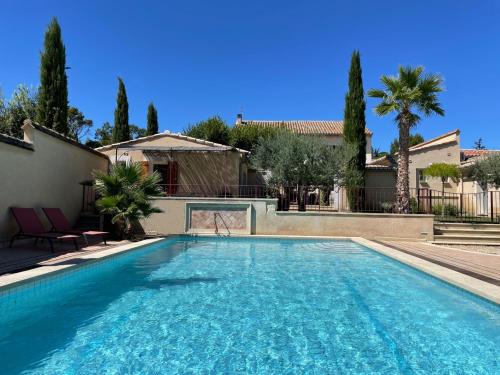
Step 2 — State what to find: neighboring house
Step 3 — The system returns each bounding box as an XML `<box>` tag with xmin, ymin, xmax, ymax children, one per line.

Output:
<box><xmin>366</xmin><ymin>130</ymin><xmax>462</xmax><ymax>191</ymax></box>
<box><xmin>96</xmin><ymin>132</ymin><xmax>250</xmax><ymax>197</ymax></box>
<box><xmin>235</xmin><ymin>114</ymin><xmax>373</xmax><ymax>163</ymax></box>
<box><xmin>366</xmin><ymin>129</ymin><xmax>500</xmax><ymax>216</ymax></box>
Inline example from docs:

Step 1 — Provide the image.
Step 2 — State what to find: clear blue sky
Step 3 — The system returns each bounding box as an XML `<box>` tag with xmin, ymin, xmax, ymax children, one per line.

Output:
<box><xmin>1</xmin><ymin>0</ymin><xmax>499</xmax><ymax>150</ymax></box>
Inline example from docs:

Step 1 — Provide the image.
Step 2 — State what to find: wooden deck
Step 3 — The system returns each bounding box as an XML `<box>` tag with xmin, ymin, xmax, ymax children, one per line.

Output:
<box><xmin>377</xmin><ymin>240</ymin><xmax>500</xmax><ymax>286</ymax></box>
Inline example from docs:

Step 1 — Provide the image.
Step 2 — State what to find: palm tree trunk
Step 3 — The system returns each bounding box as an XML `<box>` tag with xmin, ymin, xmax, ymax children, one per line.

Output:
<box><xmin>395</xmin><ymin>121</ymin><xmax>411</xmax><ymax>213</ymax></box>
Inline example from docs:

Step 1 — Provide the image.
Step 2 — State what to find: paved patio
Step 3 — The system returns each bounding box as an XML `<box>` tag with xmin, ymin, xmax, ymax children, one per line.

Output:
<box><xmin>377</xmin><ymin>240</ymin><xmax>500</xmax><ymax>286</ymax></box>
<box><xmin>0</xmin><ymin>238</ymin><xmax>130</xmax><ymax>276</ymax></box>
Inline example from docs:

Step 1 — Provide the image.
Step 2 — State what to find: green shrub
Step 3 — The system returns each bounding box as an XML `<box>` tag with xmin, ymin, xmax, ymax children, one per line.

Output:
<box><xmin>410</xmin><ymin>197</ymin><xmax>419</xmax><ymax>214</ymax></box>
<box><xmin>432</xmin><ymin>204</ymin><xmax>459</xmax><ymax>217</ymax></box>
<box><xmin>380</xmin><ymin>201</ymin><xmax>394</xmax><ymax>213</ymax></box>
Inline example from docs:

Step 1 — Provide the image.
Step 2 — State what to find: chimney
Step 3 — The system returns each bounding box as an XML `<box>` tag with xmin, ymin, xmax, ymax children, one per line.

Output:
<box><xmin>236</xmin><ymin>113</ymin><xmax>243</xmax><ymax>125</ymax></box>
<box><xmin>22</xmin><ymin>119</ymin><xmax>35</xmax><ymax>144</ymax></box>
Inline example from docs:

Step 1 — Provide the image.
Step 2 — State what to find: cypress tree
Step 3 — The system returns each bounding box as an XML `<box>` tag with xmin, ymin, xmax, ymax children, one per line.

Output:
<box><xmin>37</xmin><ymin>17</ymin><xmax>68</xmax><ymax>134</ymax></box>
<box><xmin>343</xmin><ymin>50</ymin><xmax>367</xmax><ymax>182</ymax></box>
<box><xmin>112</xmin><ymin>78</ymin><xmax>130</xmax><ymax>142</ymax></box>
<box><xmin>146</xmin><ymin>102</ymin><xmax>159</xmax><ymax>135</ymax></box>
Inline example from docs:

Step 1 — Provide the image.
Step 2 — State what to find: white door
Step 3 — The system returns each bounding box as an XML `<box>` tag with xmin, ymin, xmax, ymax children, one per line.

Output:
<box><xmin>475</xmin><ymin>183</ymin><xmax>488</xmax><ymax>216</ymax></box>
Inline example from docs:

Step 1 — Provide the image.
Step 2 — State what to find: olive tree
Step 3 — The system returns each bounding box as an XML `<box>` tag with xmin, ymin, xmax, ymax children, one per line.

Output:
<box><xmin>423</xmin><ymin>163</ymin><xmax>460</xmax><ymax>216</ymax></box>
<box><xmin>252</xmin><ymin>131</ymin><xmax>360</xmax><ymax>210</ymax></box>
<box><xmin>471</xmin><ymin>154</ymin><xmax>500</xmax><ymax>189</ymax></box>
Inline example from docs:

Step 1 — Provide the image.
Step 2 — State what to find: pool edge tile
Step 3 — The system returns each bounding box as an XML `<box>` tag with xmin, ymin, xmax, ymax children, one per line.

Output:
<box><xmin>0</xmin><ymin>238</ymin><xmax>167</xmax><ymax>292</ymax></box>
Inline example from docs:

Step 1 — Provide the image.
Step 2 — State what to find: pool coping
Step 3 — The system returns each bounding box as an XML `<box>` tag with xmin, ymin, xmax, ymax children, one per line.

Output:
<box><xmin>0</xmin><ymin>238</ymin><xmax>166</xmax><ymax>291</ymax></box>
<box><xmin>353</xmin><ymin>237</ymin><xmax>500</xmax><ymax>305</ymax></box>
<box><xmin>0</xmin><ymin>234</ymin><xmax>498</xmax><ymax>305</ymax></box>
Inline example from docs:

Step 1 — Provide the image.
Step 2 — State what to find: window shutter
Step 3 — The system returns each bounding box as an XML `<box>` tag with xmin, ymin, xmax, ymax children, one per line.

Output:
<box><xmin>139</xmin><ymin>161</ymin><xmax>149</xmax><ymax>177</ymax></box>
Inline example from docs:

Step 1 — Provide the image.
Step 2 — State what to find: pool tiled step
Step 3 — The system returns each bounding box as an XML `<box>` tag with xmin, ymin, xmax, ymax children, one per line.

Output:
<box><xmin>433</xmin><ymin>223</ymin><xmax>500</xmax><ymax>245</ymax></box>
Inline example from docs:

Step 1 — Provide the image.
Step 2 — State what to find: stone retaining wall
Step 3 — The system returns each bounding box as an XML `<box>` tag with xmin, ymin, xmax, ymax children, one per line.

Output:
<box><xmin>143</xmin><ymin>197</ymin><xmax>434</xmax><ymax>240</ymax></box>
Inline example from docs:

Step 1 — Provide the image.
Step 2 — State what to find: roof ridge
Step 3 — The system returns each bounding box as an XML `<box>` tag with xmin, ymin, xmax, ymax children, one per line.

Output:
<box><xmin>409</xmin><ymin>129</ymin><xmax>460</xmax><ymax>151</ymax></box>
<box><xmin>96</xmin><ymin>130</ymin><xmax>249</xmax><ymax>153</ymax></box>
<box><xmin>240</xmin><ymin>119</ymin><xmax>372</xmax><ymax>136</ymax></box>
<box><xmin>461</xmin><ymin>148</ymin><xmax>500</xmax><ymax>152</ymax></box>
<box><xmin>243</xmin><ymin>119</ymin><xmax>343</xmax><ymax>122</ymax></box>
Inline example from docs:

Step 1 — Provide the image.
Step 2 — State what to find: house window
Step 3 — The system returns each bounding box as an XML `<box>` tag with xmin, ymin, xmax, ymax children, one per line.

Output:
<box><xmin>153</xmin><ymin>162</ymin><xmax>178</xmax><ymax>194</ymax></box>
<box><xmin>418</xmin><ymin>169</ymin><xmax>428</xmax><ymax>183</ymax></box>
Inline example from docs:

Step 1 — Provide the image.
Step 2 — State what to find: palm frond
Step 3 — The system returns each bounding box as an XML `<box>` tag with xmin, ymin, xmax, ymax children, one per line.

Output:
<box><xmin>398</xmin><ymin>65</ymin><xmax>423</xmax><ymax>88</ymax></box>
<box><xmin>374</xmin><ymin>101</ymin><xmax>398</xmax><ymax>116</ymax></box>
<box><xmin>367</xmin><ymin>89</ymin><xmax>386</xmax><ymax>99</ymax></box>
<box><xmin>95</xmin><ymin>195</ymin><xmax>125</xmax><ymax>216</ymax></box>
<box><xmin>380</xmin><ymin>75</ymin><xmax>401</xmax><ymax>94</ymax></box>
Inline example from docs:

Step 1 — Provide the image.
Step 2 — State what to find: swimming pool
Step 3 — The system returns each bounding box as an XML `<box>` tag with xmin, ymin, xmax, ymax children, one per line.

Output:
<box><xmin>0</xmin><ymin>236</ymin><xmax>498</xmax><ymax>374</ymax></box>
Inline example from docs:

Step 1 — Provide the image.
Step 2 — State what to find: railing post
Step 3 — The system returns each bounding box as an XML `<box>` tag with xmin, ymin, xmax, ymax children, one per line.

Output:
<box><xmin>491</xmin><ymin>191</ymin><xmax>494</xmax><ymax>223</ymax></box>
<box><xmin>429</xmin><ymin>190</ymin><xmax>433</xmax><ymax>214</ymax></box>
<box><xmin>417</xmin><ymin>188</ymin><xmax>420</xmax><ymax>213</ymax></box>
<box><xmin>459</xmin><ymin>193</ymin><xmax>463</xmax><ymax>220</ymax></box>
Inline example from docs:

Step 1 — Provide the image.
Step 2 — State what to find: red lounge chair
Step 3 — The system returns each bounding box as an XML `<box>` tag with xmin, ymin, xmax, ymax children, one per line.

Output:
<box><xmin>42</xmin><ymin>207</ymin><xmax>108</xmax><ymax>245</ymax></box>
<box><xmin>10</xmin><ymin>207</ymin><xmax>80</xmax><ymax>252</ymax></box>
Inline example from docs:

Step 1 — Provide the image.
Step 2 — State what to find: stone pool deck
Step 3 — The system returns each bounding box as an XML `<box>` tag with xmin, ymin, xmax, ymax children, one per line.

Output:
<box><xmin>376</xmin><ymin>240</ymin><xmax>500</xmax><ymax>286</ymax></box>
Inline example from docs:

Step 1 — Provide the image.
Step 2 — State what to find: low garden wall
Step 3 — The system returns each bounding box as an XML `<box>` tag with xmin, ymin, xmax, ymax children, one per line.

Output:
<box><xmin>143</xmin><ymin>197</ymin><xmax>434</xmax><ymax>240</ymax></box>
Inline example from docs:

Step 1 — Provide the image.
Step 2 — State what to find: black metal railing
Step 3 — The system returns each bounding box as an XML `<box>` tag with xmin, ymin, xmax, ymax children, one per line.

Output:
<box><xmin>156</xmin><ymin>184</ymin><xmax>500</xmax><ymax>223</ymax></box>
<box><xmin>157</xmin><ymin>184</ymin><xmax>274</xmax><ymax>199</ymax></box>
<box><xmin>413</xmin><ymin>189</ymin><xmax>500</xmax><ymax>223</ymax></box>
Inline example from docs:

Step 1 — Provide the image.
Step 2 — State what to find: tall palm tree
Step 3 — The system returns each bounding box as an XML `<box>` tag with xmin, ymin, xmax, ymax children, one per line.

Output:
<box><xmin>368</xmin><ymin>66</ymin><xmax>444</xmax><ymax>213</ymax></box>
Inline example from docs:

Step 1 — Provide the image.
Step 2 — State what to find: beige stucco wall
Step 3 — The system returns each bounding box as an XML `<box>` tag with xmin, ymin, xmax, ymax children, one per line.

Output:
<box><xmin>0</xmin><ymin>124</ymin><xmax>109</xmax><ymax>240</ymax></box>
<box><xmin>143</xmin><ymin>197</ymin><xmax>434</xmax><ymax>240</ymax></box>
<box><xmin>409</xmin><ymin>141</ymin><xmax>461</xmax><ymax>192</ymax></box>
<box><xmin>323</xmin><ymin>134</ymin><xmax>372</xmax><ymax>163</ymax></box>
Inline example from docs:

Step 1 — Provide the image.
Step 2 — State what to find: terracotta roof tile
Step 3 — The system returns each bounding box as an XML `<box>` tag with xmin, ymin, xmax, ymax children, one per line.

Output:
<box><xmin>240</xmin><ymin>120</ymin><xmax>372</xmax><ymax>136</ymax></box>
<box><xmin>461</xmin><ymin>149</ymin><xmax>500</xmax><ymax>159</ymax></box>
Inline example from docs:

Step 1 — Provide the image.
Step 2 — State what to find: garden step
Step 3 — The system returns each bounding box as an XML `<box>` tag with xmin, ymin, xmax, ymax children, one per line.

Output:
<box><xmin>432</xmin><ymin>240</ymin><xmax>500</xmax><ymax>246</ymax></box>
<box><xmin>434</xmin><ymin>223</ymin><xmax>500</xmax><ymax>231</ymax></box>
<box><xmin>433</xmin><ymin>234</ymin><xmax>500</xmax><ymax>244</ymax></box>
<box><xmin>434</xmin><ymin>228</ymin><xmax>500</xmax><ymax>236</ymax></box>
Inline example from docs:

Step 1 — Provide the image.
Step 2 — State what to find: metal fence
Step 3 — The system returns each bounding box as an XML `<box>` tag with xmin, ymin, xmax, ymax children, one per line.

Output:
<box><xmin>158</xmin><ymin>184</ymin><xmax>273</xmax><ymax>199</ymax></box>
<box><xmin>157</xmin><ymin>184</ymin><xmax>500</xmax><ymax>223</ymax></box>
<box><xmin>413</xmin><ymin>189</ymin><xmax>500</xmax><ymax>223</ymax></box>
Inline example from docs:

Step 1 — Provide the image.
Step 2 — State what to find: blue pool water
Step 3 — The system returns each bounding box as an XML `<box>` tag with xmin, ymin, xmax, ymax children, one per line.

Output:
<box><xmin>0</xmin><ymin>237</ymin><xmax>498</xmax><ymax>374</ymax></box>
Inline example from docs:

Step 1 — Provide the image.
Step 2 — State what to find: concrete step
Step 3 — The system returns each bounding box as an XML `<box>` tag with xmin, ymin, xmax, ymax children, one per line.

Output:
<box><xmin>434</xmin><ymin>222</ymin><xmax>500</xmax><ymax>231</ymax></box>
<box><xmin>433</xmin><ymin>234</ymin><xmax>500</xmax><ymax>244</ymax></box>
<box><xmin>434</xmin><ymin>228</ymin><xmax>500</xmax><ymax>236</ymax></box>
<box><xmin>432</xmin><ymin>240</ymin><xmax>500</xmax><ymax>246</ymax></box>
